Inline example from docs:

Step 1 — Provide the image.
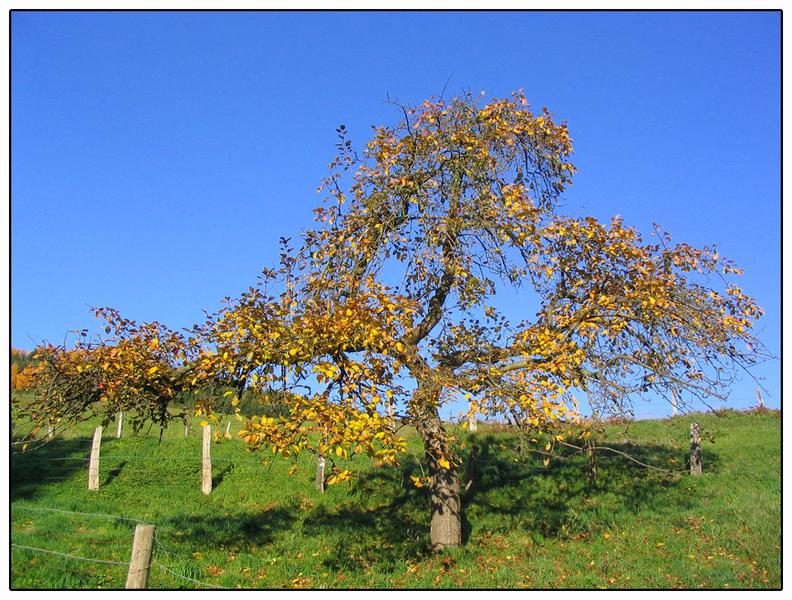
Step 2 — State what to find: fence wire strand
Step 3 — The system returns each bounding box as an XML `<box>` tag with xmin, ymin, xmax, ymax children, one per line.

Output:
<box><xmin>11</xmin><ymin>506</ymin><xmax>228</xmax><ymax>590</ymax></box>
<box><xmin>11</xmin><ymin>543</ymin><xmax>129</xmax><ymax>566</ymax></box>
<box><xmin>11</xmin><ymin>505</ymin><xmax>149</xmax><ymax>525</ymax></box>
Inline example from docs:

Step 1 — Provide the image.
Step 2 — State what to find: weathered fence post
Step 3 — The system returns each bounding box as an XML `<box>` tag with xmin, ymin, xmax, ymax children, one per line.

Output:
<box><xmin>468</xmin><ymin>413</ymin><xmax>478</xmax><ymax>433</ymax></box>
<box><xmin>88</xmin><ymin>426</ymin><xmax>102</xmax><ymax>490</ymax></box>
<box><xmin>201</xmin><ymin>424</ymin><xmax>212</xmax><ymax>495</ymax></box>
<box><xmin>125</xmin><ymin>523</ymin><xmax>156</xmax><ymax>589</ymax></box>
<box><xmin>587</xmin><ymin>439</ymin><xmax>597</xmax><ymax>483</ymax></box>
<box><xmin>316</xmin><ymin>426</ymin><xmax>328</xmax><ymax>493</ymax></box>
<box><xmin>690</xmin><ymin>422</ymin><xmax>702</xmax><ymax>476</ymax></box>
<box><xmin>184</xmin><ymin>422</ymin><xmax>190</xmax><ymax>438</ymax></box>
<box><xmin>46</xmin><ymin>419</ymin><xmax>55</xmax><ymax>441</ymax></box>
<box><xmin>671</xmin><ymin>390</ymin><xmax>678</xmax><ymax>417</ymax></box>
<box><xmin>316</xmin><ymin>456</ymin><xmax>326</xmax><ymax>493</ymax></box>
<box><xmin>116</xmin><ymin>412</ymin><xmax>124</xmax><ymax>438</ymax></box>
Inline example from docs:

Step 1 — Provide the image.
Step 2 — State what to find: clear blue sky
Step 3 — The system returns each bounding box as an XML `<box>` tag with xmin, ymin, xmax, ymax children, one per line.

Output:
<box><xmin>11</xmin><ymin>11</ymin><xmax>780</xmax><ymax>417</ymax></box>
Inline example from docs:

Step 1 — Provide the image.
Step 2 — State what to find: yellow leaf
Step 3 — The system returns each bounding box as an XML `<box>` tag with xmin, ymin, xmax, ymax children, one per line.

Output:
<box><xmin>199</xmin><ymin>420</ymin><xmax>209</xmax><ymax>427</ymax></box>
<box><xmin>437</xmin><ymin>458</ymin><xmax>451</xmax><ymax>469</ymax></box>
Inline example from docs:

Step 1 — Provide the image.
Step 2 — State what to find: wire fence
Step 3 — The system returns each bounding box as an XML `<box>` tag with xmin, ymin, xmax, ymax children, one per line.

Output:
<box><xmin>10</xmin><ymin>412</ymin><xmax>779</xmax><ymax>589</ymax></box>
<box><xmin>11</xmin><ymin>543</ymin><xmax>130</xmax><ymax>566</ymax></box>
<box><xmin>10</xmin><ymin>423</ymin><xmax>780</xmax><ymax>484</ymax></box>
<box><xmin>10</xmin><ymin>506</ymin><xmax>229</xmax><ymax>589</ymax></box>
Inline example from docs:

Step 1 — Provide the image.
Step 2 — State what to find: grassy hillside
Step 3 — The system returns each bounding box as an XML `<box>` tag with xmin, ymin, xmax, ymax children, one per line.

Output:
<box><xmin>10</xmin><ymin>406</ymin><xmax>781</xmax><ymax>589</ymax></box>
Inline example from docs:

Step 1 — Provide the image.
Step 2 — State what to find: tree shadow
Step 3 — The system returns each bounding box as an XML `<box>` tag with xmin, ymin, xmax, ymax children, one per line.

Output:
<box><xmin>15</xmin><ymin>430</ymin><xmax>719</xmax><ymax>577</ymax></box>
<box><xmin>10</xmin><ymin>438</ymin><xmax>94</xmax><ymax>501</ymax></box>
<box><xmin>159</xmin><ymin>506</ymin><xmax>295</xmax><ymax>551</ymax></box>
<box><xmin>298</xmin><ymin>434</ymin><xmax>720</xmax><ymax>572</ymax></box>
<box><xmin>460</xmin><ymin>433</ymin><xmax>721</xmax><ymax>539</ymax></box>
<box><xmin>303</xmin><ymin>461</ymin><xmax>434</xmax><ymax>572</ymax></box>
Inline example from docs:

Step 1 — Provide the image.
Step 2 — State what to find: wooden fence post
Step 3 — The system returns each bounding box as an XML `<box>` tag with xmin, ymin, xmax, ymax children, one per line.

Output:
<box><xmin>88</xmin><ymin>426</ymin><xmax>102</xmax><ymax>490</ymax></box>
<box><xmin>184</xmin><ymin>423</ymin><xmax>190</xmax><ymax>438</ymax></box>
<box><xmin>125</xmin><ymin>523</ymin><xmax>156</xmax><ymax>589</ymax></box>
<box><xmin>116</xmin><ymin>412</ymin><xmax>124</xmax><ymax>438</ymax></box>
<box><xmin>201</xmin><ymin>424</ymin><xmax>212</xmax><ymax>495</ymax></box>
<box><xmin>46</xmin><ymin>420</ymin><xmax>55</xmax><ymax>441</ymax></box>
<box><xmin>468</xmin><ymin>413</ymin><xmax>478</xmax><ymax>433</ymax></box>
<box><xmin>316</xmin><ymin>456</ymin><xmax>326</xmax><ymax>493</ymax></box>
<box><xmin>587</xmin><ymin>439</ymin><xmax>597</xmax><ymax>483</ymax></box>
<box><xmin>690</xmin><ymin>422</ymin><xmax>702</xmax><ymax>476</ymax></box>
<box><xmin>671</xmin><ymin>390</ymin><xmax>678</xmax><ymax>417</ymax></box>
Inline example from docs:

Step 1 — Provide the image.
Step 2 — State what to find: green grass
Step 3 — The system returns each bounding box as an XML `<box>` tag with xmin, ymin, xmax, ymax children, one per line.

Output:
<box><xmin>10</xmin><ymin>406</ymin><xmax>781</xmax><ymax>589</ymax></box>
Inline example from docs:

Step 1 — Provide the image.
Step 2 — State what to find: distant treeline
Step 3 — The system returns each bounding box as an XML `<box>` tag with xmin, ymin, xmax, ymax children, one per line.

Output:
<box><xmin>10</xmin><ymin>348</ymin><xmax>35</xmax><ymax>389</ymax></box>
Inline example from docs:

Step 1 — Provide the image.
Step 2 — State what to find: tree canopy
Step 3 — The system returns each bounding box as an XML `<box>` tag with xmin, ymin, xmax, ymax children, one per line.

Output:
<box><xmin>16</xmin><ymin>91</ymin><xmax>768</xmax><ymax>550</ymax></box>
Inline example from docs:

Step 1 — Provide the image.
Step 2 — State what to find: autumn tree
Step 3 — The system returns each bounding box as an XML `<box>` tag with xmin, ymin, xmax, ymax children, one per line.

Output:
<box><xmin>18</xmin><ymin>91</ymin><xmax>767</xmax><ymax>552</ymax></box>
<box><xmin>236</xmin><ymin>91</ymin><xmax>766</xmax><ymax>550</ymax></box>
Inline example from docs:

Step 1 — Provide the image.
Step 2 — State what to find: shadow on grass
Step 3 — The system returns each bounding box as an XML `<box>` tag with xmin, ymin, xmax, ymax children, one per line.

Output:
<box><xmin>11</xmin><ymin>437</ymin><xmax>94</xmax><ymax>501</ymax></box>
<box><xmin>104</xmin><ymin>460</ymin><xmax>128</xmax><ymax>486</ymax></box>
<box><xmin>304</xmin><ymin>460</ymin><xmax>434</xmax><ymax>572</ymax></box>
<box><xmin>304</xmin><ymin>434</ymin><xmax>721</xmax><ymax>571</ymax></box>
<box><xmin>459</xmin><ymin>433</ymin><xmax>720</xmax><ymax>540</ymax></box>
<box><xmin>211</xmin><ymin>464</ymin><xmax>234</xmax><ymax>489</ymax></box>
<box><xmin>160</xmin><ymin>506</ymin><xmax>295</xmax><ymax>550</ymax></box>
<box><xmin>11</xmin><ymin>431</ymin><xmax>720</xmax><ymax>574</ymax></box>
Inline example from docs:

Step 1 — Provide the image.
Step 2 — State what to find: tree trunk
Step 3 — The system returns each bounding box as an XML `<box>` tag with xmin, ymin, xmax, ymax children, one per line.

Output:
<box><xmin>428</xmin><ymin>457</ymin><xmax>462</xmax><ymax>551</ymax></box>
<box><xmin>413</xmin><ymin>394</ymin><xmax>462</xmax><ymax>551</ymax></box>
